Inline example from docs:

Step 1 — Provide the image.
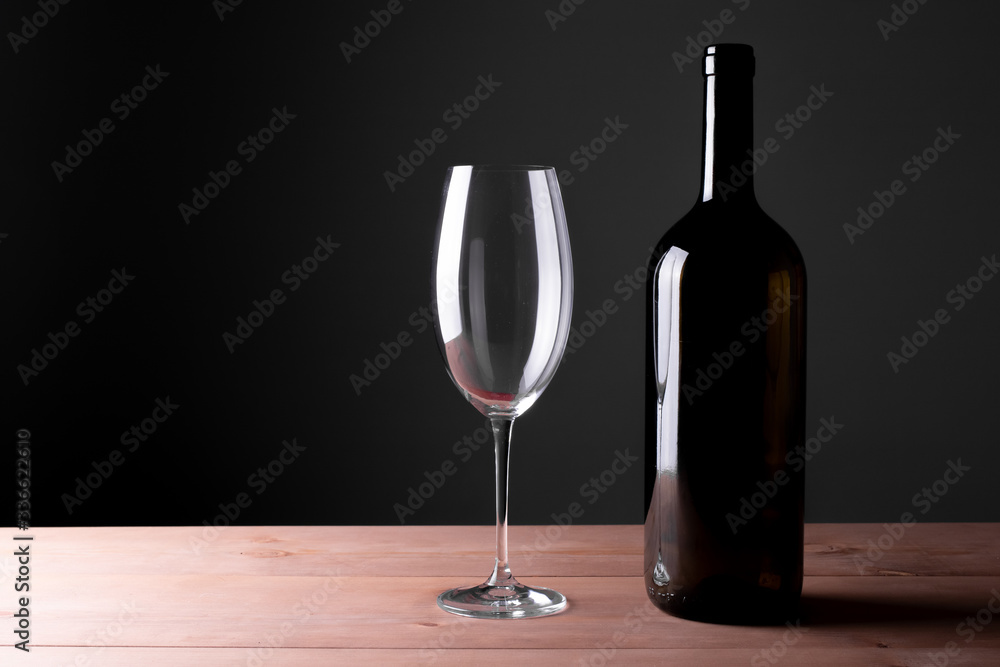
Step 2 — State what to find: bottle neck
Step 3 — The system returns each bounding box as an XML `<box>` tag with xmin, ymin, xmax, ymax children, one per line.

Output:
<box><xmin>700</xmin><ymin>73</ymin><xmax>755</xmax><ymax>203</ymax></box>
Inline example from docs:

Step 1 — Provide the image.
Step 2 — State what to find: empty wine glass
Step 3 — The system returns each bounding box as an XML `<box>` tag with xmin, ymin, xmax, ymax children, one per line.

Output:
<box><xmin>432</xmin><ymin>165</ymin><xmax>574</xmax><ymax>619</ymax></box>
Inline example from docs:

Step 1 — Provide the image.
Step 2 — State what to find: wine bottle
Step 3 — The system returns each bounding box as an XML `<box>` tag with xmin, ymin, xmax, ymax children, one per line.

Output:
<box><xmin>644</xmin><ymin>43</ymin><xmax>806</xmax><ymax>624</ymax></box>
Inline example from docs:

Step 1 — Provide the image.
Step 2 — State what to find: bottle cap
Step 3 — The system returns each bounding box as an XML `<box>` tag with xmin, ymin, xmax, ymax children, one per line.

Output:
<box><xmin>704</xmin><ymin>43</ymin><xmax>755</xmax><ymax>77</ymax></box>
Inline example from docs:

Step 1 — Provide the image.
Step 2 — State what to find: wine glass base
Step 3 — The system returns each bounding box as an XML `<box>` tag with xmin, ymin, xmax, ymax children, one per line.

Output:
<box><xmin>437</xmin><ymin>581</ymin><xmax>567</xmax><ymax>619</ymax></box>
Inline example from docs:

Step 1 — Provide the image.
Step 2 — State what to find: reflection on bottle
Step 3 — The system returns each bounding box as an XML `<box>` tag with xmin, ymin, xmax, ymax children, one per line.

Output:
<box><xmin>649</xmin><ymin>246</ymin><xmax>687</xmax><ymax>588</ymax></box>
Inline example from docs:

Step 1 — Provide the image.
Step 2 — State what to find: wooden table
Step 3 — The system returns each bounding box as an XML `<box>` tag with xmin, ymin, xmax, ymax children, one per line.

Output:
<box><xmin>3</xmin><ymin>524</ymin><xmax>999</xmax><ymax>665</ymax></box>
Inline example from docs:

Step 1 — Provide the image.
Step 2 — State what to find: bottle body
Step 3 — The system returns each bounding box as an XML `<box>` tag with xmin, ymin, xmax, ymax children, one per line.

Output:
<box><xmin>644</xmin><ymin>44</ymin><xmax>806</xmax><ymax>624</ymax></box>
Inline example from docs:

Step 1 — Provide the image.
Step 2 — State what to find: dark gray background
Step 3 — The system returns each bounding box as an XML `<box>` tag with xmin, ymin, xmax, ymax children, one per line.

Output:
<box><xmin>3</xmin><ymin>0</ymin><xmax>997</xmax><ymax>527</ymax></box>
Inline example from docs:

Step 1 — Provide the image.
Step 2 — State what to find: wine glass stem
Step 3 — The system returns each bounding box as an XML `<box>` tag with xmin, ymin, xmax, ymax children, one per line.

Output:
<box><xmin>487</xmin><ymin>417</ymin><xmax>514</xmax><ymax>587</ymax></box>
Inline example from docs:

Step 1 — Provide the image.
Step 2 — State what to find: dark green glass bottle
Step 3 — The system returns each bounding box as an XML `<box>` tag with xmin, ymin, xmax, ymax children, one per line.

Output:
<box><xmin>644</xmin><ymin>44</ymin><xmax>807</xmax><ymax>624</ymax></box>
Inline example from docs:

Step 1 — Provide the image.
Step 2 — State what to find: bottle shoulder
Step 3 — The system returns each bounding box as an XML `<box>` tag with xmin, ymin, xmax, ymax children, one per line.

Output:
<box><xmin>652</xmin><ymin>198</ymin><xmax>806</xmax><ymax>273</ymax></box>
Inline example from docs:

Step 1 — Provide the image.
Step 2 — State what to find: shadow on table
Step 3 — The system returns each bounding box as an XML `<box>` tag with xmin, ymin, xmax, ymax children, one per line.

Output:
<box><xmin>799</xmin><ymin>594</ymin><xmax>970</xmax><ymax>628</ymax></box>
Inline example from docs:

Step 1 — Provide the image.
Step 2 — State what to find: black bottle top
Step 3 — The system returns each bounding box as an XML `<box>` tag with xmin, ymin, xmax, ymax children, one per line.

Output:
<box><xmin>700</xmin><ymin>43</ymin><xmax>756</xmax><ymax>204</ymax></box>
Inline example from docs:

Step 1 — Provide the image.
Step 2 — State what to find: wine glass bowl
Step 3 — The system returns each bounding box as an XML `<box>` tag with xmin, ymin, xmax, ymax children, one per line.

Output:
<box><xmin>432</xmin><ymin>165</ymin><xmax>573</xmax><ymax>619</ymax></box>
<box><xmin>434</xmin><ymin>165</ymin><xmax>573</xmax><ymax>419</ymax></box>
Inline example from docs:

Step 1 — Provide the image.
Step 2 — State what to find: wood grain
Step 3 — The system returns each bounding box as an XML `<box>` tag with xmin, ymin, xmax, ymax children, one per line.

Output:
<box><xmin>15</xmin><ymin>523</ymin><xmax>999</xmax><ymax>576</ymax></box>
<box><xmin>2</xmin><ymin>524</ymin><xmax>999</xmax><ymax>664</ymax></box>
<box><xmin>4</xmin><ymin>646</ymin><xmax>997</xmax><ymax>667</ymax></box>
<box><xmin>7</xmin><ymin>647</ymin><xmax>1000</xmax><ymax>667</ymax></box>
<box><xmin>7</xmin><ymin>575</ymin><xmax>1000</xmax><ymax>648</ymax></box>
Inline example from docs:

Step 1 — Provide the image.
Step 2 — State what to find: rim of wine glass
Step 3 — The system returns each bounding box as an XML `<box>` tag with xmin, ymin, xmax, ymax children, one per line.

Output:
<box><xmin>447</xmin><ymin>164</ymin><xmax>554</xmax><ymax>172</ymax></box>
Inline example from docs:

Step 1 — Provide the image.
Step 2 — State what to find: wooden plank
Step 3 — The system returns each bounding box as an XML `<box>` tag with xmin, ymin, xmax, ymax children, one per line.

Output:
<box><xmin>10</xmin><ymin>523</ymin><xmax>999</xmax><ymax>579</ymax></box>
<box><xmin>1</xmin><ymin>525</ymin><xmax>637</xmax><ymax>577</ymax></box>
<box><xmin>4</xmin><ymin>574</ymin><xmax>1000</xmax><ymax>651</ymax></box>
<box><xmin>6</xmin><ymin>647</ymin><xmax>1000</xmax><ymax>667</ymax></box>
<box><xmin>806</xmin><ymin>522</ymin><xmax>1000</xmax><ymax>577</ymax></box>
